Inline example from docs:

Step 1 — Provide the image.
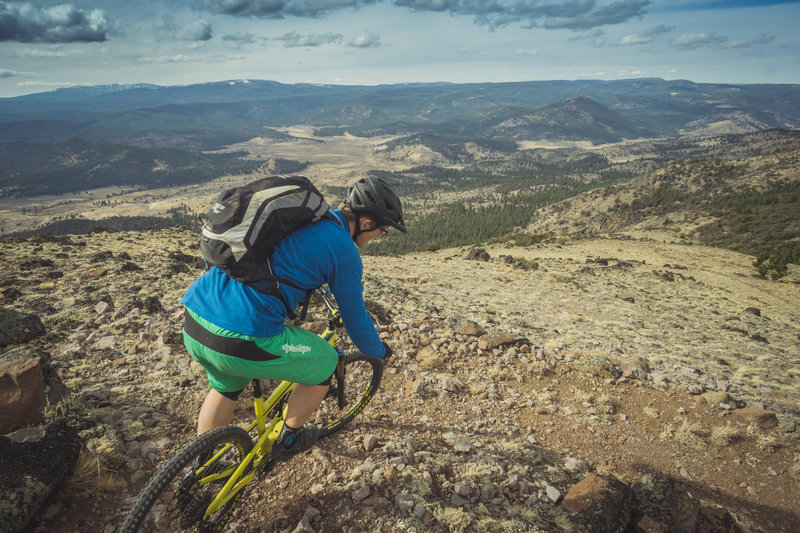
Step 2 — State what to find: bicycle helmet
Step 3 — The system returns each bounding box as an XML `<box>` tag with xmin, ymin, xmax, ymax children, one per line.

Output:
<box><xmin>346</xmin><ymin>175</ymin><xmax>407</xmax><ymax>233</ymax></box>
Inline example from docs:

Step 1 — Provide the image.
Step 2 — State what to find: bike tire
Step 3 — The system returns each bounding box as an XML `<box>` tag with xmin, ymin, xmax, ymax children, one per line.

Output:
<box><xmin>119</xmin><ymin>425</ymin><xmax>253</xmax><ymax>533</ymax></box>
<box><xmin>313</xmin><ymin>352</ymin><xmax>383</xmax><ymax>438</ymax></box>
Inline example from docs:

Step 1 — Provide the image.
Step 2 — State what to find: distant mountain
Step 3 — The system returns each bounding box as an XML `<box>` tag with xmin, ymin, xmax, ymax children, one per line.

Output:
<box><xmin>451</xmin><ymin>96</ymin><xmax>658</xmax><ymax>144</ymax></box>
<box><xmin>0</xmin><ymin>79</ymin><xmax>798</xmax><ymax>151</ymax></box>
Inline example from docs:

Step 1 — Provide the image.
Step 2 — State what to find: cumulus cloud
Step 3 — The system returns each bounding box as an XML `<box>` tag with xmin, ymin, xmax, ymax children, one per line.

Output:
<box><xmin>276</xmin><ymin>31</ymin><xmax>343</xmax><ymax>47</ymax></box>
<box><xmin>0</xmin><ymin>1</ymin><xmax>109</xmax><ymax>43</ymax></box>
<box><xmin>619</xmin><ymin>23</ymin><xmax>672</xmax><ymax>45</ymax></box>
<box><xmin>671</xmin><ymin>32</ymin><xmax>726</xmax><ymax>50</ymax></box>
<box><xmin>154</xmin><ymin>15</ymin><xmax>212</xmax><ymax>41</ymax></box>
<box><xmin>204</xmin><ymin>0</ymin><xmax>650</xmax><ymax>31</ymax></box>
<box><xmin>513</xmin><ymin>48</ymin><xmax>539</xmax><ymax>55</ymax></box>
<box><xmin>348</xmin><ymin>31</ymin><xmax>381</xmax><ymax>48</ymax></box>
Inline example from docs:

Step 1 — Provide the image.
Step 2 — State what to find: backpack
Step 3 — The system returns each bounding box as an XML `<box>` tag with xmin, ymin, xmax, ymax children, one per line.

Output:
<box><xmin>199</xmin><ymin>175</ymin><xmax>331</xmax><ymax>318</ymax></box>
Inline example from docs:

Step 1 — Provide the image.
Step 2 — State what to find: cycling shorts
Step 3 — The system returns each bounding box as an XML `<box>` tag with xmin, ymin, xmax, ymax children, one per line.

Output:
<box><xmin>182</xmin><ymin>308</ymin><xmax>338</xmax><ymax>394</ymax></box>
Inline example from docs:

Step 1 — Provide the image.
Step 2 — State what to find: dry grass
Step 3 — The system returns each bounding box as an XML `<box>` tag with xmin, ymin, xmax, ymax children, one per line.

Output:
<box><xmin>675</xmin><ymin>420</ymin><xmax>706</xmax><ymax>448</ymax></box>
<box><xmin>62</xmin><ymin>448</ymin><xmax>117</xmax><ymax>498</ymax></box>
<box><xmin>710</xmin><ymin>424</ymin><xmax>740</xmax><ymax>447</ymax></box>
<box><xmin>756</xmin><ymin>433</ymin><xmax>778</xmax><ymax>454</ymax></box>
<box><xmin>432</xmin><ymin>505</ymin><xmax>472</xmax><ymax>533</ymax></box>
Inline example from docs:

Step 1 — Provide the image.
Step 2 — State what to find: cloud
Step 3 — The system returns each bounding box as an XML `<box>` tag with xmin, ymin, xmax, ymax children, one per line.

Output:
<box><xmin>671</xmin><ymin>32</ymin><xmax>727</xmax><ymax>50</ymax></box>
<box><xmin>543</xmin><ymin>0</ymin><xmax>650</xmax><ymax>30</ymax></box>
<box><xmin>154</xmin><ymin>15</ymin><xmax>212</xmax><ymax>42</ymax></box>
<box><xmin>203</xmin><ymin>0</ymin><xmax>380</xmax><ymax>19</ymax></box>
<box><xmin>619</xmin><ymin>24</ymin><xmax>672</xmax><ymax>46</ymax></box>
<box><xmin>17</xmin><ymin>80</ymin><xmax>75</xmax><ymax>88</ymax></box>
<box><xmin>204</xmin><ymin>0</ymin><xmax>650</xmax><ymax>31</ymax></box>
<box><xmin>721</xmin><ymin>33</ymin><xmax>775</xmax><ymax>49</ymax></box>
<box><xmin>569</xmin><ymin>27</ymin><xmax>605</xmax><ymax>46</ymax></box>
<box><xmin>513</xmin><ymin>48</ymin><xmax>539</xmax><ymax>55</ymax></box>
<box><xmin>179</xmin><ymin>20</ymin><xmax>213</xmax><ymax>41</ymax></box>
<box><xmin>136</xmin><ymin>54</ymin><xmax>194</xmax><ymax>63</ymax></box>
<box><xmin>276</xmin><ymin>31</ymin><xmax>343</xmax><ymax>47</ymax></box>
<box><xmin>222</xmin><ymin>32</ymin><xmax>263</xmax><ymax>45</ymax></box>
<box><xmin>0</xmin><ymin>1</ymin><xmax>109</xmax><ymax>43</ymax></box>
<box><xmin>1</xmin><ymin>68</ymin><xmax>35</xmax><ymax>78</ymax></box>
<box><xmin>348</xmin><ymin>31</ymin><xmax>381</xmax><ymax>48</ymax></box>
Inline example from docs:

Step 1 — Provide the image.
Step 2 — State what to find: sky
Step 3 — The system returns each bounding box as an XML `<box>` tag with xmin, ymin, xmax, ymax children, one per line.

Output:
<box><xmin>0</xmin><ymin>0</ymin><xmax>799</xmax><ymax>98</ymax></box>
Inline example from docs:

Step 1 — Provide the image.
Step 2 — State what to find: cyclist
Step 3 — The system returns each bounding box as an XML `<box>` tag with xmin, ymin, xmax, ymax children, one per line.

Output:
<box><xmin>181</xmin><ymin>175</ymin><xmax>406</xmax><ymax>462</ymax></box>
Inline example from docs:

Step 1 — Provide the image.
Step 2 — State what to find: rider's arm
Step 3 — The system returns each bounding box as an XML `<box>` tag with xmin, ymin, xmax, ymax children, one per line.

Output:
<box><xmin>329</xmin><ymin>254</ymin><xmax>386</xmax><ymax>359</ymax></box>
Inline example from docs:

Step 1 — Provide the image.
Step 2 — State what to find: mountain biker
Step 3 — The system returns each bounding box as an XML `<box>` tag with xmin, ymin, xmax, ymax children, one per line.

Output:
<box><xmin>181</xmin><ymin>175</ymin><xmax>406</xmax><ymax>462</ymax></box>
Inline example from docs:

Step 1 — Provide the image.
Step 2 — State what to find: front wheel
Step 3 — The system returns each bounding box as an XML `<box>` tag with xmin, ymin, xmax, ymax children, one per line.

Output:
<box><xmin>311</xmin><ymin>352</ymin><xmax>383</xmax><ymax>438</ymax></box>
<box><xmin>119</xmin><ymin>425</ymin><xmax>253</xmax><ymax>533</ymax></box>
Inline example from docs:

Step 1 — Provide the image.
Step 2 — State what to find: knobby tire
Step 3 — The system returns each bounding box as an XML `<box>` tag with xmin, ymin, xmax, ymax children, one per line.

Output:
<box><xmin>119</xmin><ymin>425</ymin><xmax>253</xmax><ymax>533</ymax></box>
<box><xmin>315</xmin><ymin>352</ymin><xmax>383</xmax><ymax>438</ymax></box>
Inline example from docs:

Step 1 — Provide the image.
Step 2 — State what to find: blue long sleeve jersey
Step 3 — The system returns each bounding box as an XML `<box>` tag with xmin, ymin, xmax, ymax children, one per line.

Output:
<box><xmin>181</xmin><ymin>209</ymin><xmax>385</xmax><ymax>359</ymax></box>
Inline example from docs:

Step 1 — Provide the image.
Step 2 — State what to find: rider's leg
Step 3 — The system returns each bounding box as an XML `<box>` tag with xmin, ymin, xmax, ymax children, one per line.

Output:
<box><xmin>284</xmin><ymin>384</ymin><xmax>329</xmax><ymax>428</ymax></box>
<box><xmin>197</xmin><ymin>389</ymin><xmax>237</xmax><ymax>435</ymax></box>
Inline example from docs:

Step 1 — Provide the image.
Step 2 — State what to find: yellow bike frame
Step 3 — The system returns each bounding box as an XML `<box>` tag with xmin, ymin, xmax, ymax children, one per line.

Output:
<box><xmin>198</xmin><ymin>295</ymin><xmax>342</xmax><ymax>519</ymax></box>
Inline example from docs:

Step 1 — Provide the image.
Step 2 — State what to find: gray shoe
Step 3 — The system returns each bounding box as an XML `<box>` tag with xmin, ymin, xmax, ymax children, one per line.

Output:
<box><xmin>272</xmin><ymin>425</ymin><xmax>319</xmax><ymax>462</ymax></box>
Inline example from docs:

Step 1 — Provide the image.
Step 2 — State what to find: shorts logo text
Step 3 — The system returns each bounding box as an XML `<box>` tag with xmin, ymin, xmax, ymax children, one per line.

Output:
<box><xmin>283</xmin><ymin>344</ymin><xmax>312</xmax><ymax>354</ymax></box>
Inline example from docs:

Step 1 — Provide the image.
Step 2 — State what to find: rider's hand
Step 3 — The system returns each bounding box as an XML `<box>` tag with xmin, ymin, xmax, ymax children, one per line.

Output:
<box><xmin>381</xmin><ymin>342</ymin><xmax>392</xmax><ymax>362</ymax></box>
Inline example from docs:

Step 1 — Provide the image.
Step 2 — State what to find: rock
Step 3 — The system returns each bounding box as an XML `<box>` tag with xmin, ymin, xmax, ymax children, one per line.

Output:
<box><xmin>454</xmin><ymin>481</ymin><xmax>471</xmax><ymax>497</ymax></box>
<box><xmin>351</xmin><ymin>485</ymin><xmax>370</xmax><ymax>503</ymax></box>
<box><xmin>0</xmin><ymin>421</ymin><xmax>81</xmax><ymax>533</ymax></box>
<box><xmin>89</xmin><ymin>268</ymin><xmax>107</xmax><ymax>278</ymax></box>
<box><xmin>94</xmin><ymin>301</ymin><xmax>113</xmax><ymax>314</ymax></box>
<box><xmin>732</xmin><ymin>407</ymin><xmax>778</xmax><ymax>429</ymax></box>
<box><xmin>363</xmin><ymin>435</ymin><xmax>378</xmax><ymax>452</ymax></box>
<box><xmin>455</xmin><ymin>320</ymin><xmax>486</xmax><ymax>337</ymax></box>
<box><xmin>395</xmin><ymin>493</ymin><xmax>415</xmax><ymax>513</ymax></box>
<box><xmin>743</xmin><ymin>307</ymin><xmax>761</xmax><ymax>317</ymax></box>
<box><xmin>564</xmin><ymin>457</ymin><xmax>589</xmax><ymax>475</ymax></box>
<box><xmin>694</xmin><ymin>391</ymin><xmax>732</xmax><ymax>406</ymax></box>
<box><xmin>450</xmin><ymin>494</ymin><xmax>469</xmax><ymax>507</ymax></box>
<box><xmin>477</xmin><ymin>331</ymin><xmax>515</xmax><ymax>351</ymax></box>
<box><xmin>545</xmin><ymin>484</ymin><xmax>562</xmax><ymax>503</ymax></box>
<box><xmin>561</xmin><ymin>474</ymin><xmax>632</xmax><ymax>533</ymax></box>
<box><xmin>415</xmin><ymin>345</ymin><xmax>442</xmax><ymax>370</ymax></box>
<box><xmin>0</xmin><ymin>347</ymin><xmax>46</xmax><ymax>434</ymax></box>
<box><xmin>0</xmin><ymin>308</ymin><xmax>46</xmax><ymax>348</ymax></box>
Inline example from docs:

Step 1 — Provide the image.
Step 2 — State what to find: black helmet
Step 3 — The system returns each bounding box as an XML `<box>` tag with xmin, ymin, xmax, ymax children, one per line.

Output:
<box><xmin>346</xmin><ymin>175</ymin><xmax>406</xmax><ymax>233</ymax></box>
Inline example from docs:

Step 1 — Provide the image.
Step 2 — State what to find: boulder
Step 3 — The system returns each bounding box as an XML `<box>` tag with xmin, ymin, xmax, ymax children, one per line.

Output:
<box><xmin>561</xmin><ymin>474</ymin><xmax>633</xmax><ymax>532</ymax></box>
<box><xmin>0</xmin><ymin>307</ymin><xmax>45</xmax><ymax>348</ymax></box>
<box><xmin>477</xmin><ymin>331</ymin><xmax>515</xmax><ymax>351</ymax></box>
<box><xmin>0</xmin><ymin>347</ymin><xmax>66</xmax><ymax>434</ymax></box>
<box><xmin>0</xmin><ymin>421</ymin><xmax>82</xmax><ymax>533</ymax></box>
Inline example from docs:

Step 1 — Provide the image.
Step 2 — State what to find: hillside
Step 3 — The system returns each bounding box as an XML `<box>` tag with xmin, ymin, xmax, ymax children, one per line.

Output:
<box><xmin>527</xmin><ymin>132</ymin><xmax>800</xmax><ymax>278</ymax></box>
<box><xmin>1</xmin><ymin>223</ymin><xmax>799</xmax><ymax>532</ymax></box>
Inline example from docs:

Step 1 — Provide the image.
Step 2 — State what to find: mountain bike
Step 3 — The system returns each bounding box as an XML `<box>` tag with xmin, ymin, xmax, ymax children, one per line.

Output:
<box><xmin>119</xmin><ymin>288</ymin><xmax>384</xmax><ymax>532</ymax></box>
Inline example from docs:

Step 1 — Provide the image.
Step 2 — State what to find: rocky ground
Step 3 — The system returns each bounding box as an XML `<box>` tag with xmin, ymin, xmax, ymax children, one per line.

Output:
<box><xmin>1</xmin><ymin>226</ymin><xmax>799</xmax><ymax>532</ymax></box>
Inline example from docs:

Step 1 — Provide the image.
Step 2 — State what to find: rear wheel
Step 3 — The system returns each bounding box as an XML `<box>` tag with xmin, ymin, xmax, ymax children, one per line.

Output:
<box><xmin>119</xmin><ymin>425</ymin><xmax>253</xmax><ymax>533</ymax></box>
<box><xmin>311</xmin><ymin>352</ymin><xmax>383</xmax><ymax>438</ymax></box>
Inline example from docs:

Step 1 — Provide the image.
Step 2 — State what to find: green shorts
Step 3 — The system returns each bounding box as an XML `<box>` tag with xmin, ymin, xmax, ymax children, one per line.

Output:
<box><xmin>182</xmin><ymin>308</ymin><xmax>338</xmax><ymax>394</ymax></box>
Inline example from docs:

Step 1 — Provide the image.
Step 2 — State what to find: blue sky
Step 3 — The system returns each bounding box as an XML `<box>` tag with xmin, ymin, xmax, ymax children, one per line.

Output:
<box><xmin>0</xmin><ymin>0</ymin><xmax>798</xmax><ymax>98</ymax></box>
